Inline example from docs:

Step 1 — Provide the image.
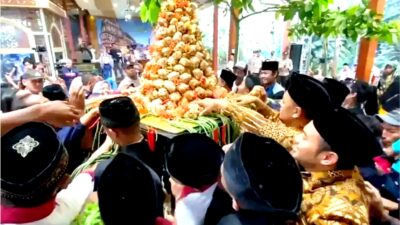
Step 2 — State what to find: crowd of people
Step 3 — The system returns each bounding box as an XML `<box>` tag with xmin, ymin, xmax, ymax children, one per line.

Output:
<box><xmin>0</xmin><ymin>45</ymin><xmax>399</xmax><ymax>225</ymax></box>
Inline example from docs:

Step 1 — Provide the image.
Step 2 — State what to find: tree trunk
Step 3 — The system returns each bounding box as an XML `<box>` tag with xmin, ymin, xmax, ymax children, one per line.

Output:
<box><xmin>305</xmin><ymin>35</ymin><xmax>313</xmax><ymax>73</ymax></box>
<box><xmin>228</xmin><ymin>8</ymin><xmax>241</xmax><ymax>63</ymax></box>
<box><xmin>322</xmin><ymin>38</ymin><xmax>328</xmax><ymax>76</ymax></box>
<box><xmin>234</xmin><ymin>19</ymin><xmax>240</xmax><ymax>63</ymax></box>
<box><xmin>213</xmin><ymin>3</ymin><xmax>219</xmax><ymax>71</ymax></box>
<box><xmin>332</xmin><ymin>37</ymin><xmax>341</xmax><ymax>79</ymax></box>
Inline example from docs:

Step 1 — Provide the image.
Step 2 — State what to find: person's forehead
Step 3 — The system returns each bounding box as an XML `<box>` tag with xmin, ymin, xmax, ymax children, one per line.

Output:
<box><xmin>382</xmin><ymin>122</ymin><xmax>400</xmax><ymax>130</ymax></box>
<box><xmin>282</xmin><ymin>91</ymin><xmax>297</xmax><ymax>106</ymax></box>
<box><xmin>304</xmin><ymin>121</ymin><xmax>320</xmax><ymax>138</ymax></box>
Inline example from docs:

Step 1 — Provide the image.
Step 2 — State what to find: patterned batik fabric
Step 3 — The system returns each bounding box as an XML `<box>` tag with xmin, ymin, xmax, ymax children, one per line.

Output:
<box><xmin>300</xmin><ymin>169</ymin><xmax>370</xmax><ymax>225</ymax></box>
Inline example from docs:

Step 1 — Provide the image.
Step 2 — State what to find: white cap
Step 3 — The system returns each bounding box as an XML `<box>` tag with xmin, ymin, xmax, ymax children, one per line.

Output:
<box><xmin>234</xmin><ymin>61</ymin><xmax>247</xmax><ymax>70</ymax></box>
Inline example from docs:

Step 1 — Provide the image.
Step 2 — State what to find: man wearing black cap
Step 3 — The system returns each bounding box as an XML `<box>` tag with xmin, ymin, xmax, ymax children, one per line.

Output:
<box><xmin>95</xmin><ymin>96</ymin><xmax>161</xmax><ymax>184</ymax></box>
<box><xmin>234</xmin><ymin>73</ymin><xmax>333</xmax><ymax>130</ymax></box>
<box><xmin>19</xmin><ymin>69</ymin><xmax>44</xmax><ymax>94</ymax></box>
<box><xmin>322</xmin><ymin>78</ymin><xmax>350</xmax><ymax>108</ymax></box>
<box><xmin>97</xmin><ymin>153</ymin><xmax>166</xmax><ymax>225</ymax></box>
<box><xmin>1</xmin><ymin>122</ymin><xmax>94</xmax><ymax>224</ymax></box>
<box><xmin>166</xmin><ymin>133</ymin><xmax>234</xmax><ymax>225</ymax></box>
<box><xmin>291</xmin><ymin>108</ymin><xmax>383</xmax><ymax>224</ymax></box>
<box><xmin>259</xmin><ymin>61</ymin><xmax>284</xmax><ymax>100</ymax></box>
<box><xmin>219</xmin><ymin>69</ymin><xmax>237</xmax><ymax>91</ymax></box>
<box><xmin>278</xmin><ymin>73</ymin><xmax>332</xmax><ymax>130</ymax></box>
<box><xmin>218</xmin><ymin>132</ymin><xmax>303</xmax><ymax>225</ymax></box>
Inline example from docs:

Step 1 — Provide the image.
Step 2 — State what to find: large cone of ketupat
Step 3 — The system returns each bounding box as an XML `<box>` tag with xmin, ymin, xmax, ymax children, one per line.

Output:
<box><xmin>139</xmin><ymin>0</ymin><xmax>218</xmax><ymax>119</ymax></box>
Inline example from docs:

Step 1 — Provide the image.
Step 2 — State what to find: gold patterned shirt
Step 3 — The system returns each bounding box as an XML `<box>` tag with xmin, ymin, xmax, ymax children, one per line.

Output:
<box><xmin>300</xmin><ymin>169</ymin><xmax>370</xmax><ymax>225</ymax></box>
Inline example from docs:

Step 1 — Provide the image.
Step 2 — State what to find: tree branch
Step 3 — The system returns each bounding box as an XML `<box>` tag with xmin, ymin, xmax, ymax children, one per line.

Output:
<box><xmin>239</xmin><ymin>6</ymin><xmax>279</xmax><ymax>21</ymax></box>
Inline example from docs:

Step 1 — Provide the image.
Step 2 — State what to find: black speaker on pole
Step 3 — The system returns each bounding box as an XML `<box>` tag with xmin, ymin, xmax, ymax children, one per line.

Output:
<box><xmin>289</xmin><ymin>44</ymin><xmax>302</xmax><ymax>73</ymax></box>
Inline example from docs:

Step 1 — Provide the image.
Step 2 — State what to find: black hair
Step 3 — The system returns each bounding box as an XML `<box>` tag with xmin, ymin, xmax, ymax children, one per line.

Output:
<box><xmin>42</xmin><ymin>84</ymin><xmax>67</xmax><ymax>101</ymax></box>
<box><xmin>384</xmin><ymin>64</ymin><xmax>394</xmax><ymax>69</ymax></box>
<box><xmin>22</xmin><ymin>57</ymin><xmax>34</xmax><ymax>65</ymax></box>
<box><xmin>343</xmin><ymin>63</ymin><xmax>349</xmax><ymax>66</ymax></box>
<box><xmin>245</xmin><ymin>75</ymin><xmax>261</xmax><ymax>91</ymax></box>
<box><xmin>81</xmin><ymin>73</ymin><xmax>94</xmax><ymax>85</ymax></box>
<box><xmin>344</xmin><ymin>79</ymin><xmax>378</xmax><ymax>115</ymax></box>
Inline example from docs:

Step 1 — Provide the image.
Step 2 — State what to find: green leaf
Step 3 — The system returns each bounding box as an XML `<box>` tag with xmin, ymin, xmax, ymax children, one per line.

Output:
<box><xmin>140</xmin><ymin>4</ymin><xmax>149</xmax><ymax>22</ymax></box>
<box><xmin>144</xmin><ymin>0</ymin><xmax>152</xmax><ymax>7</ymax></box>
<box><xmin>248</xmin><ymin>3</ymin><xmax>255</xmax><ymax>12</ymax></box>
<box><xmin>284</xmin><ymin>8</ymin><xmax>296</xmax><ymax>20</ymax></box>
<box><xmin>305</xmin><ymin>3</ymin><xmax>312</xmax><ymax>12</ymax></box>
<box><xmin>361</xmin><ymin>0</ymin><xmax>369</xmax><ymax>7</ymax></box>
<box><xmin>231</xmin><ymin>0</ymin><xmax>242</xmax><ymax>9</ymax></box>
<box><xmin>149</xmin><ymin>0</ymin><xmax>161</xmax><ymax>24</ymax></box>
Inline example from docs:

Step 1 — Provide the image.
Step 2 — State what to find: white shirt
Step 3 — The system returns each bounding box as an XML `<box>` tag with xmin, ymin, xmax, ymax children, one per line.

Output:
<box><xmin>226</xmin><ymin>61</ymin><xmax>234</xmax><ymax>71</ymax></box>
<box><xmin>174</xmin><ymin>184</ymin><xmax>217</xmax><ymax>225</ymax></box>
<box><xmin>338</xmin><ymin>69</ymin><xmax>355</xmax><ymax>81</ymax></box>
<box><xmin>248</xmin><ymin>56</ymin><xmax>263</xmax><ymax>74</ymax></box>
<box><xmin>69</xmin><ymin>76</ymin><xmax>83</xmax><ymax>91</ymax></box>
<box><xmin>3</xmin><ymin>173</ymin><xmax>94</xmax><ymax>225</ymax></box>
<box><xmin>118</xmin><ymin>77</ymin><xmax>141</xmax><ymax>90</ymax></box>
<box><xmin>279</xmin><ymin>58</ymin><xmax>293</xmax><ymax>76</ymax></box>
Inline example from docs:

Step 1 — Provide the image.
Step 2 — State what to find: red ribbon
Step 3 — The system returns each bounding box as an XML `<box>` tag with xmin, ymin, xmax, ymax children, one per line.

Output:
<box><xmin>147</xmin><ymin>128</ymin><xmax>157</xmax><ymax>152</ymax></box>
<box><xmin>88</xmin><ymin>117</ymin><xmax>100</xmax><ymax>130</ymax></box>
<box><xmin>221</xmin><ymin>125</ymin><xmax>227</xmax><ymax>145</ymax></box>
<box><xmin>212</xmin><ymin>129</ymin><xmax>219</xmax><ymax>144</ymax></box>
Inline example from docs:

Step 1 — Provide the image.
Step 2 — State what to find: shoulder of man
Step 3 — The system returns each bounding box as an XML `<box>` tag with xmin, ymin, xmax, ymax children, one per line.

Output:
<box><xmin>302</xmin><ymin>177</ymin><xmax>369</xmax><ymax>225</ymax></box>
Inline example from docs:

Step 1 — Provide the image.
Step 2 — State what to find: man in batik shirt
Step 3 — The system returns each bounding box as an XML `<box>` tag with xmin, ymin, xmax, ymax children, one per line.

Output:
<box><xmin>291</xmin><ymin>107</ymin><xmax>383</xmax><ymax>224</ymax></box>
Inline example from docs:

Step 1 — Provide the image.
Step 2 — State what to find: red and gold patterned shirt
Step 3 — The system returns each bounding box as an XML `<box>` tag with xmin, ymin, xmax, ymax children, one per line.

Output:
<box><xmin>300</xmin><ymin>169</ymin><xmax>370</xmax><ymax>225</ymax></box>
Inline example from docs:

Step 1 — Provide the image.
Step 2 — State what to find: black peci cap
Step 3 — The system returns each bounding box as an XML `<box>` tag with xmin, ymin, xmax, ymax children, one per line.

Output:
<box><xmin>286</xmin><ymin>73</ymin><xmax>332</xmax><ymax>120</ymax></box>
<box><xmin>223</xmin><ymin>133</ymin><xmax>302</xmax><ymax>220</ymax></box>
<box><xmin>1</xmin><ymin>122</ymin><xmax>68</xmax><ymax>207</ymax></box>
<box><xmin>166</xmin><ymin>133</ymin><xmax>224</xmax><ymax>189</ymax></box>
<box><xmin>261</xmin><ymin>61</ymin><xmax>279</xmax><ymax>71</ymax></box>
<box><xmin>313</xmin><ymin>107</ymin><xmax>383</xmax><ymax>169</ymax></box>
<box><xmin>98</xmin><ymin>153</ymin><xmax>163</xmax><ymax>225</ymax></box>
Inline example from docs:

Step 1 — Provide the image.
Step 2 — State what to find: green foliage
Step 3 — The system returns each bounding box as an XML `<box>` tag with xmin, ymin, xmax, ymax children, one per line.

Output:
<box><xmin>277</xmin><ymin>0</ymin><xmax>400</xmax><ymax>44</ymax></box>
<box><xmin>140</xmin><ymin>0</ymin><xmax>162</xmax><ymax>25</ymax></box>
<box><xmin>215</xmin><ymin>0</ymin><xmax>254</xmax><ymax>11</ymax></box>
<box><xmin>72</xmin><ymin>203</ymin><xmax>103</xmax><ymax>225</ymax></box>
<box><xmin>139</xmin><ymin>0</ymin><xmax>255</xmax><ymax>25</ymax></box>
<box><xmin>307</xmin><ymin>36</ymin><xmax>358</xmax><ymax>75</ymax></box>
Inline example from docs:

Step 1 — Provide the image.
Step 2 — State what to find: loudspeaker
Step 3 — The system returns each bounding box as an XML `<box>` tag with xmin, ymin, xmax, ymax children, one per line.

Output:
<box><xmin>289</xmin><ymin>44</ymin><xmax>302</xmax><ymax>73</ymax></box>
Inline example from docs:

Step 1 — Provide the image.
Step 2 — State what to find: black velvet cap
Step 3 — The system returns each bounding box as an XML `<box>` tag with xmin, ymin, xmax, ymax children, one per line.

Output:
<box><xmin>42</xmin><ymin>84</ymin><xmax>67</xmax><ymax>101</ymax></box>
<box><xmin>322</xmin><ymin>78</ymin><xmax>350</xmax><ymax>107</ymax></box>
<box><xmin>223</xmin><ymin>133</ymin><xmax>302</xmax><ymax>219</ymax></box>
<box><xmin>313</xmin><ymin>107</ymin><xmax>383</xmax><ymax>169</ymax></box>
<box><xmin>166</xmin><ymin>133</ymin><xmax>224</xmax><ymax>189</ymax></box>
<box><xmin>99</xmin><ymin>96</ymin><xmax>140</xmax><ymax>128</ymax></box>
<box><xmin>261</xmin><ymin>61</ymin><xmax>279</xmax><ymax>71</ymax></box>
<box><xmin>98</xmin><ymin>153</ymin><xmax>163</xmax><ymax>225</ymax></box>
<box><xmin>286</xmin><ymin>73</ymin><xmax>332</xmax><ymax>119</ymax></box>
<box><xmin>1</xmin><ymin>122</ymin><xmax>68</xmax><ymax>207</ymax></box>
<box><xmin>220</xmin><ymin>69</ymin><xmax>237</xmax><ymax>89</ymax></box>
